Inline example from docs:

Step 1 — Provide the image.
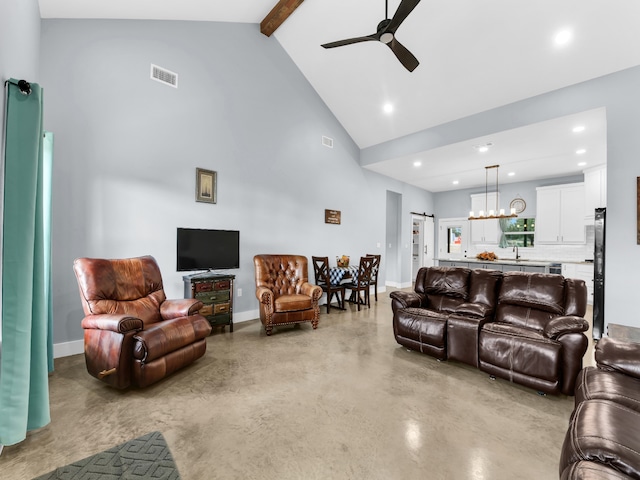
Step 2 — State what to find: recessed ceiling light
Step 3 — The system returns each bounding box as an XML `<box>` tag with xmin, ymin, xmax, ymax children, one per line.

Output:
<box><xmin>452</xmin><ymin>180</ymin><xmax>459</xmax><ymax>185</ymax></box>
<box><xmin>474</xmin><ymin>142</ymin><xmax>493</xmax><ymax>153</ymax></box>
<box><xmin>413</xmin><ymin>160</ymin><xmax>422</xmax><ymax>167</ymax></box>
<box><xmin>508</xmin><ymin>172</ymin><xmax>515</xmax><ymax>177</ymax></box>
<box><xmin>383</xmin><ymin>103</ymin><xmax>394</xmax><ymax>114</ymax></box>
<box><xmin>578</xmin><ymin>162</ymin><xmax>587</xmax><ymax>167</ymax></box>
<box><xmin>576</xmin><ymin>148</ymin><xmax>587</xmax><ymax>155</ymax></box>
<box><xmin>554</xmin><ymin>29</ymin><xmax>573</xmax><ymax>46</ymax></box>
<box><xmin>572</xmin><ymin>125</ymin><xmax>585</xmax><ymax>133</ymax></box>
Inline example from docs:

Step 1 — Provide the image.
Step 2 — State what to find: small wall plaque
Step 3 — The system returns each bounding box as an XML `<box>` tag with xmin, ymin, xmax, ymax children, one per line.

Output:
<box><xmin>325</xmin><ymin>209</ymin><xmax>341</xmax><ymax>225</ymax></box>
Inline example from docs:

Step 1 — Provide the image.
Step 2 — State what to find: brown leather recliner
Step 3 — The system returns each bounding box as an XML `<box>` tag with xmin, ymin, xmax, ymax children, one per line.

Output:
<box><xmin>560</xmin><ymin>337</ymin><xmax>640</xmax><ymax>479</ymax></box>
<box><xmin>73</xmin><ymin>255</ymin><xmax>212</xmax><ymax>389</ymax></box>
<box><xmin>478</xmin><ymin>271</ymin><xmax>589</xmax><ymax>395</ymax></box>
<box><xmin>390</xmin><ymin>267</ymin><xmax>501</xmax><ymax>360</ymax></box>
<box><xmin>253</xmin><ymin>254</ymin><xmax>323</xmax><ymax>336</ymax></box>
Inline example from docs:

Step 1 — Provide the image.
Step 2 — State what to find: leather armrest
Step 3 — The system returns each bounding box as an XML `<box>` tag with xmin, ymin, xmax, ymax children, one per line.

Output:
<box><xmin>133</xmin><ymin>314</ymin><xmax>211</xmax><ymax>362</ymax></box>
<box><xmin>161</xmin><ymin>298</ymin><xmax>203</xmax><ymax>320</ymax></box>
<box><xmin>300</xmin><ymin>282</ymin><xmax>323</xmax><ymax>300</ymax></box>
<box><xmin>454</xmin><ymin>302</ymin><xmax>492</xmax><ymax>319</ymax></box>
<box><xmin>543</xmin><ymin>316</ymin><xmax>589</xmax><ymax>339</ymax></box>
<box><xmin>256</xmin><ymin>286</ymin><xmax>274</xmax><ymax>305</ymax></box>
<box><xmin>389</xmin><ymin>291</ymin><xmax>424</xmax><ymax>309</ymax></box>
<box><xmin>81</xmin><ymin>314</ymin><xmax>143</xmax><ymax>333</ymax></box>
<box><xmin>596</xmin><ymin>337</ymin><xmax>640</xmax><ymax>379</ymax></box>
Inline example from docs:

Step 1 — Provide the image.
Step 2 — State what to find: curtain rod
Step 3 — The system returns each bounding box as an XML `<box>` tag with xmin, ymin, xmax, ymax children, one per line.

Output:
<box><xmin>4</xmin><ymin>79</ymin><xmax>32</xmax><ymax>95</ymax></box>
<box><xmin>410</xmin><ymin>212</ymin><xmax>434</xmax><ymax>217</ymax></box>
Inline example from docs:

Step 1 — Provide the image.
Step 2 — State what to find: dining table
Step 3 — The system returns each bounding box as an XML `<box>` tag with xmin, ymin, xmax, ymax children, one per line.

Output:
<box><xmin>328</xmin><ymin>265</ymin><xmax>359</xmax><ymax>285</ymax></box>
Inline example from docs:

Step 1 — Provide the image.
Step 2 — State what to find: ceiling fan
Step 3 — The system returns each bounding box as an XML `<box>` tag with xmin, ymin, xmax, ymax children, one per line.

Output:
<box><xmin>321</xmin><ymin>0</ymin><xmax>421</xmax><ymax>72</ymax></box>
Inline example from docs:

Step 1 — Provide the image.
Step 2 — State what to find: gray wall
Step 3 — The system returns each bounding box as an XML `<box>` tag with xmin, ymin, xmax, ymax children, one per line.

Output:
<box><xmin>365</xmin><ymin>68</ymin><xmax>640</xmax><ymax>331</ymax></box>
<box><xmin>38</xmin><ymin>19</ymin><xmax>433</xmax><ymax>346</ymax></box>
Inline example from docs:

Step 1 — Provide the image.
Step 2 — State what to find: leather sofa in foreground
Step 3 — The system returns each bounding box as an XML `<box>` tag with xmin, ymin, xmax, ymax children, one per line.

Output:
<box><xmin>390</xmin><ymin>266</ymin><xmax>589</xmax><ymax>395</ymax></box>
<box><xmin>559</xmin><ymin>336</ymin><xmax>640</xmax><ymax>479</ymax></box>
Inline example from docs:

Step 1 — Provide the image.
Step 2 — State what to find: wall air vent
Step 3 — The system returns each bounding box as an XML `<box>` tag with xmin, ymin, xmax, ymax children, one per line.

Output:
<box><xmin>322</xmin><ymin>136</ymin><xmax>334</xmax><ymax>148</ymax></box>
<box><xmin>150</xmin><ymin>64</ymin><xmax>178</xmax><ymax>88</ymax></box>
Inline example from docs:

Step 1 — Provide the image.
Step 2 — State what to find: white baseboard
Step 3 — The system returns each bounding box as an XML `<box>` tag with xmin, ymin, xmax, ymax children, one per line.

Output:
<box><xmin>233</xmin><ymin>309</ymin><xmax>259</xmax><ymax>323</ymax></box>
<box><xmin>54</xmin><ymin>339</ymin><xmax>84</xmax><ymax>358</ymax></box>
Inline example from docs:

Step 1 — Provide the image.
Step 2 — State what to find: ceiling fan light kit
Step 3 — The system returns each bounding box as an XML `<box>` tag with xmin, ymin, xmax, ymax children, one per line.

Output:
<box><xmin>468</xmin><ymin>165</ymin><xmax>518</xmax><ymax>221</ymax></box>
<box><xmin>321</xmin><ymin>0</ymin><xmax>421</xmax><ymax>72</ymax></box>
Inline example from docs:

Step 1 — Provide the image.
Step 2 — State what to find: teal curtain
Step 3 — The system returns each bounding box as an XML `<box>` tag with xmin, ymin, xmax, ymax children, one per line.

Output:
<box><xmin>0</xmin><ymin>79</ymin><xmax>52</xmax><ymax>446</ymax></box>
<box><xmin>498</xmin><ymin>218</ymin><xmax>510</xmax><ymax>248</ymax></box>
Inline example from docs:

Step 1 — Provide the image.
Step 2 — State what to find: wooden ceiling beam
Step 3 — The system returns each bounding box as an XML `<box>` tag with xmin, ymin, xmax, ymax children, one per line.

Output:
<box><xmin>260</xmin><ymin>0</ymin><xmax>305</xmax><ymax>37</ymax></box>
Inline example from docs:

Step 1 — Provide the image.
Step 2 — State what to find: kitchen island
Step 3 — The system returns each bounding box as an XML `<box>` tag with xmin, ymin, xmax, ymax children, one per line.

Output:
<box><xmin>437</xmin><ymin>258</ymin><xmax>554</xmax><ymax>273</ymax></box>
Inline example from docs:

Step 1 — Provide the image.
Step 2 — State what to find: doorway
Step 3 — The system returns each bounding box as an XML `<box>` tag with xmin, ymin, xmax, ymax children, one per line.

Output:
<box><xmin>411</xmin><ymin>215</ymin><xmax>435</xmax><ymax>280</ymax></box>
<box><xmin>438</xmin><ymin>217</ymin><xmax>469</xmax><ymax>260</ymax></box>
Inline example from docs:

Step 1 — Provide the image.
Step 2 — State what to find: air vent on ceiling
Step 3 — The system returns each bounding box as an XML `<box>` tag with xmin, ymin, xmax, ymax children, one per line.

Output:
<box><xmin>150</xmin><ymin>64</ymin><xmax>178</xmax><ymax>88</ymax></box>
<box><xmin>322</xmin><ymin>136</ymin><xmax>334</xmax><ymax>148</ymax></box>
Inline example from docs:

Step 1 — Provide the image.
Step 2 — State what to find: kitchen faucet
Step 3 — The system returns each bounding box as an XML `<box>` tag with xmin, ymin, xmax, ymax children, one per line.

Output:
<box><xmin>513</xmin><ymin>245</ymin><xmax>520</xmax><ymax>260</ymax></box>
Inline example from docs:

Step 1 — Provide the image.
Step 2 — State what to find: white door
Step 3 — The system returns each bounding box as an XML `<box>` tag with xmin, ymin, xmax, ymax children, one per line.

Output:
<box><xmin>438</xmin><ymin>218</ymin><xmax>469</xmax><ymax>260</ymax></box>
<box><xmin>424</xmin><ymin>216</ymin><xmax>435</xmax><ymax>268</ymax></box>
<box><xmin>411</xmin><ymin>216</ymin><xmax>436</xmax><ymax>280</ymax></box>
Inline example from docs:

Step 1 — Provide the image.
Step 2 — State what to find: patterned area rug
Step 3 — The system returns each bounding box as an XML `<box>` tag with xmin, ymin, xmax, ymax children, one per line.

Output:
<box><xmin>33</xmin><ymin>431</ymin><xmax>181</xmax><ymax>479</ymax></box>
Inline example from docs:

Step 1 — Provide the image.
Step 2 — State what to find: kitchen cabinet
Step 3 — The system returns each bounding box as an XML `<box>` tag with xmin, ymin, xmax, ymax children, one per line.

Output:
<box><xmin>535</xmin><ymin>183</ymin><xmax>586</xmax><ymax>244</ymax></box>
<box><xmin>562</xmin><ymin>263</ymin><xmax>594</xmax><ymax>305</ymax></box>
<box><xmin>438</xmin><ymin>260</ymin><xmax>469</xmax><ymax>268</ymax></box>
<box><xmin>584</xmin><ymin>165</ymin><xmax>606</xmax><ymax>222</ymax></box>
<box><xmin>470</xmin><ymin>193</ymin><xmax>500</xmax><ymax>244</ymax></box>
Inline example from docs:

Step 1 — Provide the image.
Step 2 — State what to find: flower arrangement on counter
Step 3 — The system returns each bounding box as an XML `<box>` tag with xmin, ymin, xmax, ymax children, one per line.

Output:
<box><xmin>476</xmin><ymin>251</ymin><xmax>498</xmax><ymax>261</ymax></box>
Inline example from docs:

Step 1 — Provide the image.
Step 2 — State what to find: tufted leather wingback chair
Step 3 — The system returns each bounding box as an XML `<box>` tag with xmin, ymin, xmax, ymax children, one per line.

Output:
<box><xmin>73</xmin><ymin>255</ymin><xmax>212</xmax><ymax>389</ymax></box>
<box><xmin>253</xmin><ymin>254</ymin><xmax>323</xmax><ymax>336</ymax></box>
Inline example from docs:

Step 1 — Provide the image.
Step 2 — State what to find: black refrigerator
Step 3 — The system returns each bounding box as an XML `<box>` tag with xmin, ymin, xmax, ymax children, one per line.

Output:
<box><xmin>593</xmin><ymin>207</ymin><xmax>606</xmax><ymax>340</ymax></box>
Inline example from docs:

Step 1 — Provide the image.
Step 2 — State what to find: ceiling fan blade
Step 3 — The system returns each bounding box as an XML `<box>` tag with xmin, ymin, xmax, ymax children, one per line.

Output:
<box><xmin>387</xmin><ymin>38</ymin><xmax>419</xmax><ymax>72</ymax></box>
<box><xmin>386</xmin><ymin>0</ymin><xmax>421</xmax><ymax>34</ymax></box>
<box><xmin>322</xmin><ymin>34</ymin><xmax>378</xmax><ymax>49</ymax></box>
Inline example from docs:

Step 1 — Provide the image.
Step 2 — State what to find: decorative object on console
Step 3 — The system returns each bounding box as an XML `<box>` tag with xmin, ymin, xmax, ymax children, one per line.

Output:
<box><xmin>196</xmin><ymin>167</ymin><xmax>217</xmax><ymax>204</ymax></box>
<box><xmin>468</xmin><ymin>165</ymin><xmax>518</xmax><ymax>220</ymax></box>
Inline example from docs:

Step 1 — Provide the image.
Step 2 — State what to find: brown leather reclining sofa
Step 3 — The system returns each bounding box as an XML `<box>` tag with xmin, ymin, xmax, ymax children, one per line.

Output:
<box><xmin>390</xmin><ymin>266</ymin><xmax>589</xmax><ymax>396</ymax></box>
<box><xmin>559</xmin><ymin>336</ymin><xmax>640</xmax><ymax>479</ymax></box>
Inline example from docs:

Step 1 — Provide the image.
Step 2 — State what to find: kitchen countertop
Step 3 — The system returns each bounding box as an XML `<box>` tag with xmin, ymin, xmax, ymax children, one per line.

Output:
<box><xmin>437</xmin><ymin>258</ymin><xmax>595</xmax><ymax>266</ymax></box>
<box><xmin>437</xmin><ymin>258</ymin><xmax>554</xmax><ymax>267</ymax></box>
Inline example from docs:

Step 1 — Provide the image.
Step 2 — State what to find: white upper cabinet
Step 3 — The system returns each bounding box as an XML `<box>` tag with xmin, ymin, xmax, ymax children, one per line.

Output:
<box><xmin>470</xmin><ymin>193</ymin><xmax>500</xmax><ymax>244</ymax></box>
<box><xmin>535</xmin><ymin>183</ymin><xmax>586</xmax><ymax>244</ymax></box>
<box><xmin>584</xmin><ymin>165</ymin><xmax>607</xmax><ymax>223</ymax></box>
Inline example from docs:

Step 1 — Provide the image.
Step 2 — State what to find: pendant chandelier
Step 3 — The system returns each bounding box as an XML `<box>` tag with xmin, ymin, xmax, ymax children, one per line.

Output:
<box><xmin>468</xmin><ymin>165</ymin><xmax>518</xmax><ymax>220</ymax></box>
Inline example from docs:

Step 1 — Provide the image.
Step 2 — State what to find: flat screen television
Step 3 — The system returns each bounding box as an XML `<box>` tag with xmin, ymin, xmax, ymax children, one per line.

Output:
<box><xmin>177</xmin><ymin>228</ymin><xmax>240</xmax><ymax>271</ymax></box>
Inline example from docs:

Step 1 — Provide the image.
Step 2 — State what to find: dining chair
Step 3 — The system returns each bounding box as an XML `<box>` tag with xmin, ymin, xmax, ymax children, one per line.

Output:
<box><xmin>366</xmin><ymin>253</ymin><xmax>381</xmax><ymax>301</ymax></box>
<box><xmin>312</xmin><ymin>256</ymin><xmax>345</xmax><ymax>313</ymax></box>
<box><xmin>344</xmin><ymin>256</ymin><xmax>374</xmax><ymax>311</ymax></box>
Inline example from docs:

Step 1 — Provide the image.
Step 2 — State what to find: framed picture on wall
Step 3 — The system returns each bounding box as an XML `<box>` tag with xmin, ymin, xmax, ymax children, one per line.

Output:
<box><xmin>196</xmin><ymin>168</ymin><xmax>216</xmax><ymax>204</ymax></box>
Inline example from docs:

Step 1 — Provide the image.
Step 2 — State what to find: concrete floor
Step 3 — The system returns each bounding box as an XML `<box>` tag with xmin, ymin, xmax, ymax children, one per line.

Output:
<box><xmin>1</xmin><ymin>292</ymin><xmax>593</xmax><ymax>480</ymax></box>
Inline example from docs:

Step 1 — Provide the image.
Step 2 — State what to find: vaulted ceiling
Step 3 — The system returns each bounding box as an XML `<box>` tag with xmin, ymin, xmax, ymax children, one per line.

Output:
<box><xmin>38</xmin><ymin>0</ymin><xmax>640</xmax><ymax>191</ymax></box>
